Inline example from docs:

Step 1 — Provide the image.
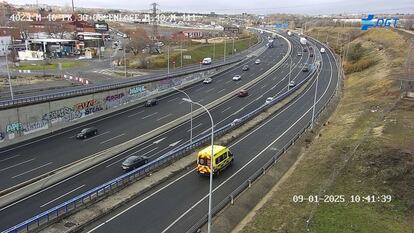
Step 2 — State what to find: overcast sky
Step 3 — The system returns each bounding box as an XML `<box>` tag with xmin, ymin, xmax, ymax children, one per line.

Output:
<box><xmin>11</xmin><ymin>0</ymin><xmax>414</xmax><ymax>15</ymax></box>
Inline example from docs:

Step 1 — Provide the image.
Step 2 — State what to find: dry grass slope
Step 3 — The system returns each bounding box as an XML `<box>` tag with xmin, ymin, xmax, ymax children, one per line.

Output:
<box><xmin>240</xmin><ymin>28</ymin><xmax>414</xmax><ymax>233</ymax></box>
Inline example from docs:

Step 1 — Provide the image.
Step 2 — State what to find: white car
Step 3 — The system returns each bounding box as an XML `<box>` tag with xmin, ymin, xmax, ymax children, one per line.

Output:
<box><xmin>255</xmin><ymin>59</ymin><xmax>261</xmax><ymax>64</ymax></box>
<box><xmin>289</xmin><ymin>80</ymin><xmax>296</xmax><ymax>87</ymax></box>
<box><xmin>320</xmin><ymin>48</ymin><xmax>326</xmax><ymax>53</ymax></box>
<box><xmin>232</xmin><ymin>75</ymin><xmax>241</xmax><ymax>81</ymax></box>
<box><xmin>203</xmin><ymin>78</ymin><xmax>212</xmax><ymax>84</ymax></box>
<box><xmin>265</xmin><ymin>97</ymin><xmax>274</xmax><ymax>104</ymax></box>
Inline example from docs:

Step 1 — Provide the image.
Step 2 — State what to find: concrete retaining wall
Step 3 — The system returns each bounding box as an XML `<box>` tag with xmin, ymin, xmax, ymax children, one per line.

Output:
<box><xmin>0</xmin><ymin>65</ymin><xmax>230</xmax><ymax>148</ymax></box>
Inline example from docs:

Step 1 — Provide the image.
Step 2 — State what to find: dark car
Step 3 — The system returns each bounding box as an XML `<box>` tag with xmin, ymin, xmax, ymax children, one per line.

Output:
<box><xmin>145</xmin><ymin>99</ymin><xmax>158</xmax><ymax>107</ymax></box>
<box><xmin>122</xmin><ymin>155</ymin><xmax>149</xmax><ymax>171</ymax></box>
<box><xmin>242</xmin><ymin>65</ymin><xmax>249</xmax><ymax>71</ymax></box>
<box><xmin>238</xmin><ymin>89</ymin><xmax>248</xmax><ymax>97</ymax></box>
<box><xmin>303</xmin><ymin>48</ymin><xmax>308</xmax><ymax>52</ymax></box>
<box><xmin>310</xmin><ymin>53</ymin><xmax>314</xmax><ymax>57</ymax></box>
<box><xmin>76</xmin><ymin>127</ymin><xmax>98</xmax><ymax>139</ymax></box>
<box><xmin>302</xmin><ymin>65</ymin><xmax>309</xmax><ymax>72</ymax></box>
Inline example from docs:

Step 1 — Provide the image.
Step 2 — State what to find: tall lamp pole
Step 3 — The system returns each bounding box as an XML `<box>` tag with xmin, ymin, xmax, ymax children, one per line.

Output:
<box><xmin>5</xmin><ymin>44</ymin><xmax>14</xmax><ymax>100</ymax></box>
<box><xmin>288</xmin><ymin>56</ymin><xmax>293</xmax><ymax>91</ymax></box>
<box><xmin>182</xmin><ymin>98</ymin><xmax>214</xmax><ymax>233</ymax></box>
<box><xmin>173</xmin><ymin>88</ymin><xmax>193</xmax><ymax>143</ymax></box>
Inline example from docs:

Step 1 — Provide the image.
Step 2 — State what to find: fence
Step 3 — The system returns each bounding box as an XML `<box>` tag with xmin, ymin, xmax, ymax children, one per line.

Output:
<box><xmin>2</xmin><ymin>41</ymin><xmax>316</xmax><ymax>233</ymax></box>
<box><xmin>0</xmin><ymin>32</ymin><xmax>266</xmax><ymax>110</ymax></box>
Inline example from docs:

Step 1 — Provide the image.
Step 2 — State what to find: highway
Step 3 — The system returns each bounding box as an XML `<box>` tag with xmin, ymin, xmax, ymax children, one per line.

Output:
<box><xmin>0</xmin><ymin>33</ymin><xmax>280</xmax><ymax>193</ymax></box>
<box><xmin>80</xmin><ymin>36</ymin><xmax>338</xmax><ymax>233</ymax></box>
<box><xmin>0</xmin><ymin>32</ymin><xmax>311</xmax><ymax>231</ymax></box>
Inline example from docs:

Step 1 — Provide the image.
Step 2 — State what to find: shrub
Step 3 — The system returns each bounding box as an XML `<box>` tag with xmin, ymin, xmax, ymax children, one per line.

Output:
<box><xmin>344</xmin><ymin>57</ymin><xmax>378</xmax><ymax>74</ymax></box>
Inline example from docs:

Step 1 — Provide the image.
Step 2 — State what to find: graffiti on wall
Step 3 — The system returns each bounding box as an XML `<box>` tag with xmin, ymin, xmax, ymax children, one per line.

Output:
<box><xmin>129</xmin><ymin>85</ymin><xmax>146</xmax><ymax>95</ymax></box>
<box><xmin>0</xmin><ymin>131</ymin><xmax>4</xmax><ymax>141</ymax></box>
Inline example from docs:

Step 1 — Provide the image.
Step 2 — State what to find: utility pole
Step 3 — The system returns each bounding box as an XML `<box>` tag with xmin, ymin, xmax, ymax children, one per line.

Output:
<box><xmin>150</xmin><ymin>3</ymin><xmax>159</xmax><ymax>41</ymax></box>
<box><xmin>232</xmin><ymin>35</ymin><xmax>235</xmax><ymax>55</ymax></box>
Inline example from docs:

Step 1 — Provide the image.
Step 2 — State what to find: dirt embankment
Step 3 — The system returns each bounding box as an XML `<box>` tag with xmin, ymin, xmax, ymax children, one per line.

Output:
<box><xmin>234</xmin><ymin>27</ymin><xmax>414</xmax><ymax>233</ymax></box>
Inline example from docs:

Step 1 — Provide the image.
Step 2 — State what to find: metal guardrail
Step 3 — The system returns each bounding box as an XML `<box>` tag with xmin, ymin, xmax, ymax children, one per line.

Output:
<box><xmin>0</xmin><ymin>32</ymin><xmax>266</xmax><ymax>109</ymax></box>
<box><xmin>2</xmin><ymin>47</ymin><xmax>317</xmax><ymax>233</ymax></box>
<box><xmin>186</xmin><ymin>37</ymin><xmax>343</xmax><ymax>233</ymax></box>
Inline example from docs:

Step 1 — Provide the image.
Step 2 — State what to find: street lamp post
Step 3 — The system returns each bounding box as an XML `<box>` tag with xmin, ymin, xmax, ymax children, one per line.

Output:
<box><xmin>213</xmin><ymin>42</ymin><xmax>215</xmax><ymax>60</ymax></box>
<box><xmin>311</xmin><ymin>68</ymin><xmax>319</xmax><ymax>129</ymax></box>
<box><xmin>288</xmin><ymin>56</ymin><xmax>293</xmax><ymax>91</ymax></box>
<box><xmin>182</xmin><ymin>98</ymin><xmax>214</xmax><ymax>233</ymax></box>
<box><xmin>5</xmin><ymin>44</ymin><xmax>14</xmax><ymax>100</ymax></box>
<box><xmin>167</xmin><ymin>45</ymin><xmax>170</xmax><ymax>75</ymax></box>
<box><xmin>224</xmin><ymin>37</ymin><xmax>227</xmax><ymax>63</ymax></box>
<box><xmin>173</xmin><ymin>88</ymin><xmax>193</xmax><ymax>143</ymax></box>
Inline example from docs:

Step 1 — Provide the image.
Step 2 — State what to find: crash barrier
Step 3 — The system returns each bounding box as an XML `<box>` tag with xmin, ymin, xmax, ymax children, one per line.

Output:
<box><xmin>0</xmin><ymin>32</ymin><xmax>265</xmax><ymax>109</ymax></box>
<box><xmin>2</xmin><ymin>51</ymin><xmax>318</xmax><ymax>233</ymax></box>
<box><xmin>186</xmin><ymin>36</ymin><xmax>343</xmax><ymax>233</ymax></box>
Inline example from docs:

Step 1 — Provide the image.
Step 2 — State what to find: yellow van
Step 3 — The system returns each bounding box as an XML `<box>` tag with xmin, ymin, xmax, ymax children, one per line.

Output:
<box><xmin>196</xmin><ymin>145</ymin><xmax>234</xmax><ymax>176</ymax></box>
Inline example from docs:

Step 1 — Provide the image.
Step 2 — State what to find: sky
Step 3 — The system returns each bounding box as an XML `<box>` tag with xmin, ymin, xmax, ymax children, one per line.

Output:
<box><xmin>10</xmin><ymin>0</ymin><xmax>414</xmax><ymax>15</ymax></box>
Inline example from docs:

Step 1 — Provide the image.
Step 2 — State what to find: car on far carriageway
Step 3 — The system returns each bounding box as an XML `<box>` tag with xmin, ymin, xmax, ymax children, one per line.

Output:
<box><xmin>203</xmin><ymin>77</ymin><xmax>213</xmax><ymax>84</ymax></box>
<box><xmin>238</xmin><ymin>89</ymin><xmax>248</xmax><ymax>97</ymax></box>
<box><xmin>242</xmin><ymin>65</ymin><xmax>249</xmax><ymax>71</ymax></box>
<box><xmin>289</xmin><ymin>80</ymin><xmax>296</xmax><ymax>87</ymax></box>
<box><xmin>265</xmin><ymin>97</ymin><xmax>274</xmax><ymax>104</ymax></box>
<box><xmin>145</xmin><ymin>98</ymin><xmax>158</xmax><ymax>107</ymax></box>
<box><xmin>232</xmin><ymin>75</ymin><xmax>241</xmax><ymax>81</ymax></box>
<box><xmin>122</xmin><ymin>155</ymin><xmax>149</xmax><ymax>171</ymax></box>
<box><xmin>255</xmin><ymin>59</ymin><xmax>261</xmax><ymax>64</ymax></box>
<box><xmin>76</xmin><ymin>127</ymin><xmax>98</xmax><ymax>139</ymax></box>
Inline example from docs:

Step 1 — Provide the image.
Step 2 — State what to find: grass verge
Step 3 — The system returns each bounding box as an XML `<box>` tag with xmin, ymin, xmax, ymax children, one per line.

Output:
<box><xmin>237</xmin><ymin>28</ymin><xmax>414</xmax><ymax>233</ymax></box>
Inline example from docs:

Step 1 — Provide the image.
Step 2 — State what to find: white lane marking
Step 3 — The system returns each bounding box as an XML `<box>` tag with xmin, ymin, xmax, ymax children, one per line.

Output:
<box><xmin>141</xmin><ymin>112</ymin><xmax>158</xmax><ymax>120</ymax></box>
<box><xmin>40</xmin><ymin>185</ymin><xmax>85</xmax><ymax>208</ymax></box>
<box><xmin>225</xmin><ymin>80</ymin><xmax>232</xmax><ymax>84</ymax></box>
<box><xmin>217</xmin><ymin>88</ymin><xmax>226</xmax><ymax>93</ymax></box>
<box><xmin>83</xmin><ymin>131</ymin><xmax>111</xmax><ymax>142</ymax></box>
<box><xmin>221</xmin><ymin>106</ymin><xmax>232</xmax><ymax>113</ymax></box>
<box><xmin>156</xmin><ymin>113</ymin><xmax>173</xmax><ymax>122</ymax></box>
<box><xmin>161</xmin><ymin>54</ymin><xmax>332</xmax><ymax>233</ymax></box>
<box><xmin>169</xmin><ymin>140</ymin><xmax>182</xmax><ymax>147</ymax></box>
<box><xmin>68</xmin><ymin>135</ymin><xmax>76</xmax><ymax>139</ymax></box>
<box><xmin>205</xmin><ymin>88</ymin><xmax>214</xmax><ymax>93</ymax></box>
<box><xmin>85</xmin><ymin>169</ymin><xmax>195</xmax><ymax>233</ymax></box>
<box><xmin>161</xmin><ymin>44</ymin><xmax>336</xmax><ymax>232</ymax></box>
<box><xmin>153</xmin><ymin>137</ymin><xmax>166</xmax><ymax>144</ymax></box>
<box><xmin>260</xmin><ymin>84</ymin><xmax>266</xmax><ymax>89</ymax></box>
<box><xmin>127</xmin><ymin>110</ymin><xmax>145</xmax><ymax>118</ymax></box>
<box><xmin>12</xmin><ymin>162</ymin><xmax>53</xmax><ymax>179</ymax></box>
<box><xmin>167</xmin><ymin>97</ymin><xmax>179</xmax><ymax>103</ymax></box>
<box><xmin>0</xmin><ymin>158</ymin><xmax>35</xmax><ymax>172</ymax></box>
<box><xmin>187</xmin><ymin>123</ymin><xmax>202</xmax><ymax>132</ymax></box>
<box><xmin>178</xmin><ymin>101</ymin><xmax>185</xmax><ymax>104</ymax></box>
<box><xmin>100</xmin><ymin>133</ymin><xmax>126</xmax><ymax>145</ymax></box>
<box><xmin>0</xmin><ymin>154</ymin><xmax>23</xmax><ymax>163</ymax></box>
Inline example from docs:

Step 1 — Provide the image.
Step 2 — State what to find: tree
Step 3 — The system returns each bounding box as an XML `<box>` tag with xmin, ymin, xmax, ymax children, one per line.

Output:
<box><xmin>124</xmin><ymin>27</ymin><xmax>151</xmax><ymax>55</ymax></box>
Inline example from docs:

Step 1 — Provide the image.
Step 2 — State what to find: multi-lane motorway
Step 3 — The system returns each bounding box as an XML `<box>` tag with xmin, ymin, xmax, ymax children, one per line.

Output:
<box><xmin>80</xmin><ymin>35</ymin><xmax>338</xmax><ymax>233</ymax></box>
<box><xmin>0</xmin><ymin>32</ymin><xmax>320</xmax><ymax>231</ymax></box>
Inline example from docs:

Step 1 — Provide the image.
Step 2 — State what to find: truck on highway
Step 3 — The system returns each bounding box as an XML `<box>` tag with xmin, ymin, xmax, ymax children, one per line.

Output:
<box><xmin>300</xmin><ymin>37</ymin><xmax>307</xmax><ymax>45</ymax></box>
<box><xmin>196</xmin><ymin>145</ymin><xmax>234</xmax><ymax>176</ymax></box>
<box><xmin>202</xmin><ymin>57</ymin><xmax>212</xmax><ymax>65</ymax></box>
